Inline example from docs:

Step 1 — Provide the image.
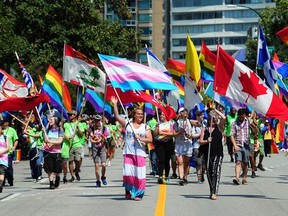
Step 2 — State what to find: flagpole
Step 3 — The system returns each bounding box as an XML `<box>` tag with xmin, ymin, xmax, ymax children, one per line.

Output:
<box><xmin>35</xmin><ymin>106</ymin><xmax>48</xmax><ymax>138</ymax></box>
<box><xmin>207</xmin><ymin>42</ymin><xmax>220</xmax><ymax>171</ymax></box>
<box><xmin>61</xmin><ymin>43</ymin><xmax>66</xmax><ymax>120</ymax></box>
<box><xmin>76</xmin><ymin>85</ymin><xmax>80</xmax><ymax>113</ymax></box>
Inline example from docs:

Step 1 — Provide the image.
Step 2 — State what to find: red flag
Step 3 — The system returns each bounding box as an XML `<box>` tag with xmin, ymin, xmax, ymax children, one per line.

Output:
<box><xmin>276</xmin><ymin>26</ymin><xmax>288</xmax><ymax>45</ymax></box>
<box><xmin>0</xmin><ymin>94</ymin><xmax>50</xmax><ymax>112</ymax></box>
<box><xmin>106</xmin><ymin>86</ymin><xmax>176</xmax><ymax>120</ymax></box>
<box><xmin>214</xmin><ymin>46</ymin><xmax>288</xmax><ymax>121</ymax></box>
<box><xmin>272</xmin><ymin>52</ymin><xmax>280</xmax><ymax>62</ymax></box>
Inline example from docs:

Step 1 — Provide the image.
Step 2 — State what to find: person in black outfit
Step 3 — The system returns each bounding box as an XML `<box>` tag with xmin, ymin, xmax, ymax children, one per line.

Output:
<box><xmin>153</xmin><ymin>110</ymin><xmax>175</xmax><ymax>184</ymax></box>
<box><xmin>199</xmin><ymin>107</ymin><xmax>226</xmax><ymax>200</ymax></box>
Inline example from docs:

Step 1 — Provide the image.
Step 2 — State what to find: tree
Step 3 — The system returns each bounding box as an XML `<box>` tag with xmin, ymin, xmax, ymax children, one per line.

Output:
<box><xmin>245</xmin><ymin>0</ymin><xmax>288</xmax><ymax>82</ymax></box>
<box><xmin>0</xmin><ymin>0</ymin><xmax>141</xmax><ymax>80</ymax></box>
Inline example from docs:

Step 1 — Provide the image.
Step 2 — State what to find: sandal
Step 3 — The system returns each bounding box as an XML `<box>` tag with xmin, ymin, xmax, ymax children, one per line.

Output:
<box><xmin>242</xmin><ymin>179</ymin><xmax>248</xmax><ymax>185</ymax></box>
<box><xmin>233</xmin><ymin>178</ymin><xmax>240</xmax><ymax>185</ymax></box>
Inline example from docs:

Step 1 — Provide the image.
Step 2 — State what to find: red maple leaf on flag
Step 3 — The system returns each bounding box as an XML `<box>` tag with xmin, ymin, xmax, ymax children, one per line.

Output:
<box><xmin>238</xmin><ymin>71</ymin><xmax>267</xmax><ymax>102</ymax></box>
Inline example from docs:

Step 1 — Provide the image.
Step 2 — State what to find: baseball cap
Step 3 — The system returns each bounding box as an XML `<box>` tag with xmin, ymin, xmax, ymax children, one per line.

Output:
<box><xmin>94</xmin><ymin>114</ymin><xmax>102</xmax><ymax>120</ymax></box>
<box><xmin>178</xmin><ymin>107</ymin><xmax>185</xmax><ymax>113</ymax></box>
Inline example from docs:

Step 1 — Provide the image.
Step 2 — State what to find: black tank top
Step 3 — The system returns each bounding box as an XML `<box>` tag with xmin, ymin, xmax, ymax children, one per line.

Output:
<box><xmin>203</xmin><ymin>125</ymin><xmax>223</xmax><ymax>158</ymax></box>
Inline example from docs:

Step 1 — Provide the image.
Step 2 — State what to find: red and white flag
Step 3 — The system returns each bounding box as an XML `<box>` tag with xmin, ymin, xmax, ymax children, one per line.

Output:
<box><xmin>105</xmin><ymin>86</ymin><xmax>176</xmax><ymax>121</ymax></box>
<box><xmin>63</xmin><ymin>44</ymin><xmax>106</xmax><ymax>93</ymax></box>
<box><xmin>214</xmin><ymin>46</ymin><xmax>288</xmax><ymax>121</ymax></box>
<box><xmin>0</xmin><ymin>69</ymin><xmax>28</xmax><ymax>100</ymax></box>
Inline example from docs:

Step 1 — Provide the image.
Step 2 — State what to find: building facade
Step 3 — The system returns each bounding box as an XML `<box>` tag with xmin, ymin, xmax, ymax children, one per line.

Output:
<box><xmin>170</xmin><ymin>0</ymin><xmax>275</xmax><ymax>61</ymax></box>
<box><xmin>104</xmin><ymin>0</ymin><xmax>275</xmax><ymax>63</ymax></box>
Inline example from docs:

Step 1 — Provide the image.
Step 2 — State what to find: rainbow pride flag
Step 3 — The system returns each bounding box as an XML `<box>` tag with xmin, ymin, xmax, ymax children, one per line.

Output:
<box><xmin>42</xmin><ymin>65</ymin><xmax>72</xmax><ymax>118</ymax></box>
<box><xmin>276</xmin><ymin>26</ymin><xmax>288</xmax><ymax>45</ymax></box>
<box><xmin>175</xmin><ymin>80</ymin><xmax>184</xmax><ymax>107</ymax></box>
<box><xmin>166</xmin><ymin>58</ymin><xmax>185</xmax><ymax>85</ymax></box>
<box><xmin>199</xmin><ymin>41</ymin><xmax>216</xmax><ymax>78</ymax></box>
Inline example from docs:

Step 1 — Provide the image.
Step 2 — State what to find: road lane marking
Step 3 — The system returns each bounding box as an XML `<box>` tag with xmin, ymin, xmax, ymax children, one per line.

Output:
<box><xmin>1</xmin><ymin>193</ymin><xmax>21</xmax><ymax>202</ymax></box>
<box><xmin>155</xmin><ymin>184</ymin><xmax>166</xmax><ymax>216</ymax></box>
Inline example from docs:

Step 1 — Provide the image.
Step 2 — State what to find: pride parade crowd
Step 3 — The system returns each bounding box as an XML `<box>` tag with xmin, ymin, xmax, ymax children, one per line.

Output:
<box><xmin>0</xmin><ymin>102</ymin><xmax>287</xmax><ymax>201</ymax></box>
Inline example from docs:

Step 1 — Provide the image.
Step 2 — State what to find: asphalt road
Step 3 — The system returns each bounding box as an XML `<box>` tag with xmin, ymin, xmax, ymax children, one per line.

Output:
<box><xmin>0</xmin><ymin>147</ymin><xmax>287</xmax><ymax>216</ymax></box>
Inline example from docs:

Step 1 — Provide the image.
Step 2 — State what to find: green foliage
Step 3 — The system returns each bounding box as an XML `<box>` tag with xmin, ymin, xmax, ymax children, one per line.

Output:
<box><xmin>245</xmin><ymin>0</ymin><xmax>288</xmax><ymax>82</ymax></box>
<box><xmin>0</xmin><ymin>0</ymin><xmax>141</xmax><ymax>105</ymax></box>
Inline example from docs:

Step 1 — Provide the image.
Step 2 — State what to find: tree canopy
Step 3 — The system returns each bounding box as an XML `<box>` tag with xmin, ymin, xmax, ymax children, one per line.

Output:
<box><xmin>245</xmin><ymin>0</ymin><xmax>288</xmax><ymax>82</ymax></box>
<box><xmin>0</xmin><ymin>0</ymin><xmax>141</xmax><ymax>79</ymax></box>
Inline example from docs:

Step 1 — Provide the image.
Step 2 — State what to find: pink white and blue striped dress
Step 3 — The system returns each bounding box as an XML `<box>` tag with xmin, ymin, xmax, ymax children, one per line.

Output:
<box><xmin>123</xmin><ymin>121</ymin><xmax>149</xmax><ymax>199</ymax></box>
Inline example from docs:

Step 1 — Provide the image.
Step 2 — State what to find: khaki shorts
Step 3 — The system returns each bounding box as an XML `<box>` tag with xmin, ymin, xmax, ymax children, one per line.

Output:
<box><xmin>69</xmin><ymin>147</ymin><xmax>83</xmax><ymax>161</ymax></box>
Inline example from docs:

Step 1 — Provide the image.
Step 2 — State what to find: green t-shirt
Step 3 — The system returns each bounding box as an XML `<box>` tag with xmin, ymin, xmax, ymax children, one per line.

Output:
<box><xmin>80</xmin><ymin>122</ymin><xmax>87</xmax><ymax>145</ymax></box>
<box><xmin>27</xmin><ymin>128</ymin><xmax>37</xmax><ymax>149</ymax></box>
<box><xmin>226</xmin><ymin>114</ymin><xmax>237</xmax><ymax>136</ymax></box>
<box><xmin>147</xmin><ymin>118</ymin><xmax>157</xmax><ymax>132</ymax></box>
<box><xmin>63</xmin><ymin>121</ymin><xmax>85</xmax><ymax>148</ymax></box>
<box><xmin>36</xmin><ymin>131</ymin><xmax>44</xmax><ymax>149</ymax></box>
<box><xmin>3</xmin><ymin>126</ymin><xmax>18</xmax><ymax>154</ymax></box>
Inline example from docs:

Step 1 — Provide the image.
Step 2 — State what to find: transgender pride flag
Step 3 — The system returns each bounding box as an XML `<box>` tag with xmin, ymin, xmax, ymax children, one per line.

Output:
<box><xmin>98</xmin><ymin>54</ymin><xmax>177</xmax><ymax>92</ymax></box>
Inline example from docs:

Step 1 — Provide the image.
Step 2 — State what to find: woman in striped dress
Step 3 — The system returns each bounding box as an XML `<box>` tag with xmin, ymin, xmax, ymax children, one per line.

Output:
<box><xmin>111</xmin><ymin>96</ymin><xmax>152</xmax><ymax>201</ymax></box>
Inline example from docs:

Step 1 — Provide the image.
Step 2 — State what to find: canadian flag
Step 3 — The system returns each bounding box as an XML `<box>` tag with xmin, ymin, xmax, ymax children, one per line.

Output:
<box><xmin>214</xmin><ymin>46</ymin><xmax>288</xmax><ymax>121</ymax></box>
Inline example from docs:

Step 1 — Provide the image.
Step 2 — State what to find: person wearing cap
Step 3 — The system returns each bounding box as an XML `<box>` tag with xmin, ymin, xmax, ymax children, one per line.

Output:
<box><xmin>2</xmin><ymin>118</ymin><xmax>18</xmax><ymax>186</ymax></box>
<box><xmin>111</xmin><ymin>96</ymin><xmax>152</xmax><ymax>201</ymax></box>
<box><xmin>262</xmin><ymin>120</ymin><xmax>273</xmax><ymax>157</ymax></box>
<box><xmin>174</xmin><ymin>107</ymin><xmax>193</xmax><ymax>186</ymax></box>
<box><xmin>63</xmin><ymin>110</ymin><xmax>85</xmax><ymax>182</ymax></box>
<box><xmin>43</xmin><ymin>115</ymin><xmax>64</xmax><ymax>189</ymax></box>
<box><xmin>90</xmin><ymin>114</ymin><xmax>108</xmax><ymax>187</ymax></box>
<box><xmin>0</xmin><ymin>124</ymin><xmax>9</xmax><ymax>193</ymax></box>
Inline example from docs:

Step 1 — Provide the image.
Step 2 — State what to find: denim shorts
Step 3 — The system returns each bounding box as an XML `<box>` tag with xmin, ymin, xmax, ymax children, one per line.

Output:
<box><xmin>234</xmin><ymin>145</ymin><xmax>250</xmax><ymax>163</ymax></box>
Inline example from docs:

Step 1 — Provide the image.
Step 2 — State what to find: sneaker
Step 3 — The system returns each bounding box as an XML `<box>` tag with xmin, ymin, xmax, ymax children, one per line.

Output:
<box><xmin>37</xmin><ymin>176</ymin><xmax>42</xmax><ymax>181</ymax></box>
<box><xmin>242</xmin><ymin>179</ymin><xmax>248</xmax><ymax>185</ymax></box>
<box><xmin>63</xmin><ymin>176</ymin><xmax>68</xmax><ymax>184</ymax></box>
<box><xmin>197</xmin><ymin>179</ymin><xmax>203</xmax><ymax>184</ymax></box>
<box><xmin>107</xmin><ymin>161</ymin><xmax>111</xmax><ymax>167</ymax></box>
<box><xmin>54</xmin><ymin>176</ymin><xmax>60</xmax><ymax>188</ymax></box>
<box><xmin>158</xmin><ymin>177</ymin><xmax>163</xmax><ymax>184</ymax></box>
<box><xmin>69</xmin><ymin>176</ymin><xmax>75</xmax><ymax>182</ymax></box>
<box><xmin>171</xmin><ymin>173</ymin><xmax>177</xmax><ymax>179</ymax></box>
<box><xmin>101</xmin><ymin>176</ymin><xmax>107</xmax><ymax>185</ymax></box>
<box><xmin>183</xmin><ymin>179</ymin><xmax>188</xmax><ymax>185</ymax></box>
<box><xmin>163</xmin><ymin>178</ymin><xmax>169</xmax><ymax>184</ymax></box>
<box><xmin>96</xmin><ymin>180</ymin><xmax>101</xmax><ymax>187</ymax></box>
<box><xmin>179</xmin><ymin>179</ymin><xmax>184</xmax><ymax>186</ymax></box>
<box><xmin>75</xmin><ymin>172</ymin><xmax>81</xmax><ymax>181</ymax></box>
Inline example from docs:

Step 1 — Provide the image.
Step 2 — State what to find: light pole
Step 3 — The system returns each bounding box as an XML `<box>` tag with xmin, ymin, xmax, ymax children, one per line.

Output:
<box><xmin>227</xmin><ymin>4</ymin><xmax>267</xmax><ymax>34</ymax></box>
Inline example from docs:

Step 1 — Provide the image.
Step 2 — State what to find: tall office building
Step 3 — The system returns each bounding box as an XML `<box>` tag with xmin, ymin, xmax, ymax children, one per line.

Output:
<box><xmin>104</xmin><ymin>0</ymin><xmax>275</xmax><ymax>62</ymax></box>
<box><xmin>104</xmin><ymin>0</ymin><xmax>165</xmax><ymax>63</ymax></box>
<box><xmin>170</xmin><ymin>0</ymin><xmax>275</xmax><ymax>60</ymax></box>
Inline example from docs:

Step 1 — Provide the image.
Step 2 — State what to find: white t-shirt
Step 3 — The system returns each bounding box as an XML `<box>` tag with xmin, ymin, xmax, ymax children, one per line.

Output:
<box><xmin>175</xmin><ymin>118</ymin><xmax>192</xmax><ymax>145</ymax></box>
<box><xmin>123</xmin><ymin>120</ymin><xmax>150</xmax><ymax>157</ymax></box>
